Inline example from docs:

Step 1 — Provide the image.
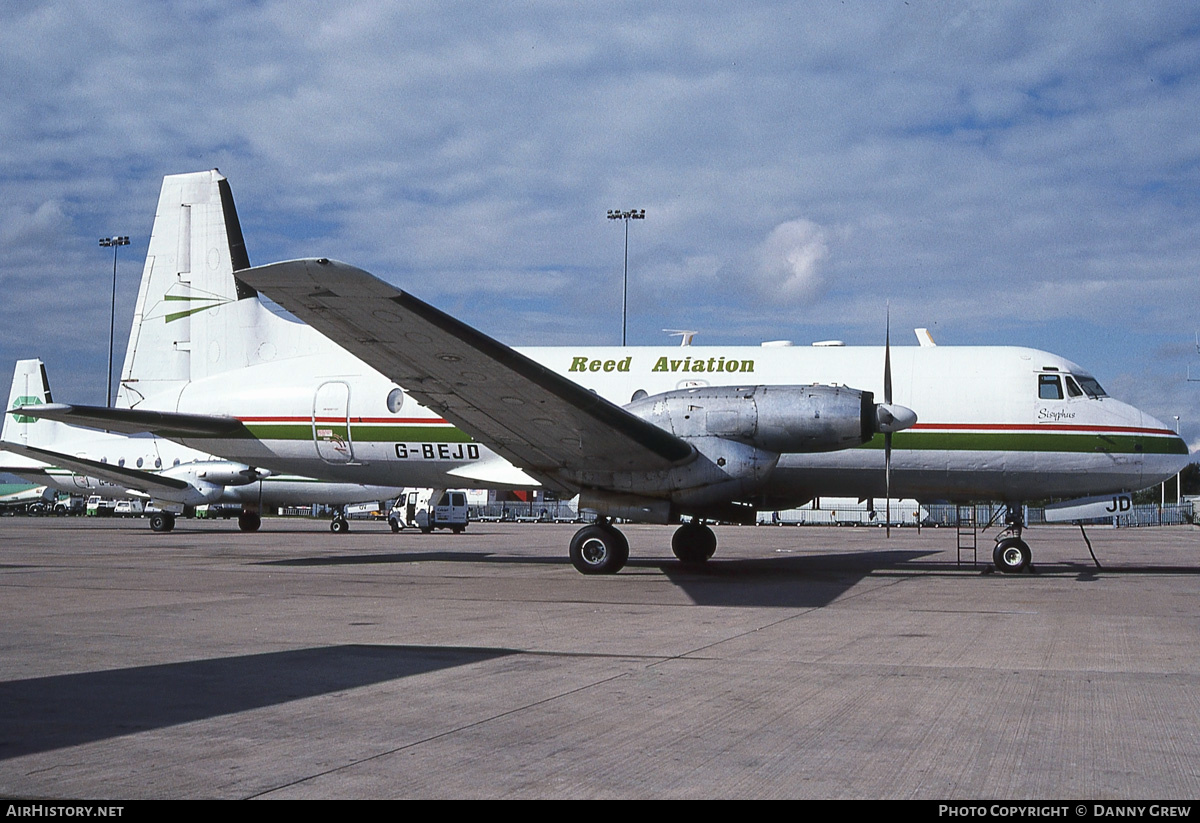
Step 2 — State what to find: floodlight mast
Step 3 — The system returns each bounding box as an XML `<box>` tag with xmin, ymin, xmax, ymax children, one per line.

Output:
<box><xmin>607</xmin><ymin>208</ymin><xmax>645</xmax><ymax>346</ymax></box>
<box><xmin>98</xmin><ymin>235</ymin><xmax>129</xmax><ymax>408</ymax></box>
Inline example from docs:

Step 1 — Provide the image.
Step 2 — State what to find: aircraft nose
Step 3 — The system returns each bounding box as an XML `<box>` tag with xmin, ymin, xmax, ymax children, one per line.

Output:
<box><xmin>1141</xmin><ymin>410</ymin><xmax>1191</xmax><ymax>474</ymax></box>
<box><xmin>876</xmin><ymin>403</ymin><xmax>917</xmax><ymax>434</ymax></box>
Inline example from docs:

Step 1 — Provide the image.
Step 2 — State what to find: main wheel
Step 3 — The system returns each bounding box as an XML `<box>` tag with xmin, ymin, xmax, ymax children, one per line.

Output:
<box><xmin>149</xmin><ymin>512</ymin><xmax>175</xmax><ymax>533</ymax></box>
<box><xmin>993</xmin><ymin>537</ymin><xmax>1031</xmax><ymax>573</ymax></box>
<box><xmin>238</xmin><ymin>511</ymin><xmax>262</xmax><ymax>532</ymax></box>
<box><xmin>569</xmin><ymin>524</ymin><xmax>629</xmax><ymax>574</ymax></box>
<box><xmin>330</xmin><ymin>517</ymin><xmax>350</xmax><ymax>534</ymax></box>
<box><xmin>672</xmin><ymin>522</ymin><xmax>717</xmax><ymax>564</ymax></box>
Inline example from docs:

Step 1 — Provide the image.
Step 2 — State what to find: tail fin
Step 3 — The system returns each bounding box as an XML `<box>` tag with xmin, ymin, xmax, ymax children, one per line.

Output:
<box><xmin>3</xmin><ymin>358</ymin><xmax>68</xmax><ymax>448</ymax></box>
<box><xmin>117</xmin><ymin>170</ymin><xmax>257</xmax><ymax>407</ymax></box>
<box><xmin>117</xmin><ymin>170</ymin><xmax>326</xmax><ymax>409</ymax></box>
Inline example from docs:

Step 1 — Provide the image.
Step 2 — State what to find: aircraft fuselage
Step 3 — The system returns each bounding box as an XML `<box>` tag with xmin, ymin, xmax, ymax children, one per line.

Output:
<box><xmin>157</xmin><ymin>340</ymin><xmax>1186</xmax><ymax>507</ymax></box>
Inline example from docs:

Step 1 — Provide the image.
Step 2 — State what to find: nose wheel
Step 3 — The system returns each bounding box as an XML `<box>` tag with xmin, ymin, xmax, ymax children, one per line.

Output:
<box><xmin>992</xmin><ymin>504</ymin><xmax>1032</xmax><ymax>573</ymax></box>
<box><xmin>993</xmin><ymin>537</ymin><xmax>1031</xmax><ymax>573</ymax></box>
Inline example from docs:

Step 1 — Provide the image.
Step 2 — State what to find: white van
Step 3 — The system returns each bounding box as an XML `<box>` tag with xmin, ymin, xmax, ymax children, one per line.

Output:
<box><xmin>112</xmin><ymin>500</ymin><xmax>145</xmax><ymax>517</ymax></box>
<box><xmin>391</xmin><ymin>489</ymin><xmax>469</xmax><ymax>534</ymax></box>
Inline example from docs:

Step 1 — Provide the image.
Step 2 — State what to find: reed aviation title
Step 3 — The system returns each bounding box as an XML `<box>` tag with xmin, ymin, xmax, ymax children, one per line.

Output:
<box><xmin>568</xmin><ymin>355</ymin><xmax>756</xmax><ymax>374</ymax></box>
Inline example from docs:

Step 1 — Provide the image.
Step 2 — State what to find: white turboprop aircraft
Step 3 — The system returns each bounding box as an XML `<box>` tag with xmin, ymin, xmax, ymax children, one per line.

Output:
<box><xmin>1</xmin><ymin>359</ymin><xmax>404</xmax><ymax>533</ymax></box>
<box><xmin>8</xmin><ymin>171</ymin><xmax>1189</xmax><ymax>575</ymax></box>
<box><xmin>0</xmin><ymin>483</ymin><xmax>55</xmax><ymax>512</ymax></box>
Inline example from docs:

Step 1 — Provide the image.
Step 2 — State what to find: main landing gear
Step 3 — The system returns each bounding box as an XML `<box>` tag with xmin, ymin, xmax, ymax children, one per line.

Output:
<box><xmin>567</xmin><ymin>519</ymin><xmax>719</xmax><ymax>574</ymax></box>
<box><xmin>569</xmin><ymin>520</ymin><xmax>629</xmax><ymax>574</ymax></box>
<box><xmin>992</xmin><ymin>504</ymin><xmax>1032</xmax><ymax>574</ymax></box>
<box><xmin>149</xmin><ymin>512</ymin><xmax>176</xmax><ymax>532</ymax></box>
<box><xmin>238</xmin><ymin>507</ymin><xmax>262</xmax><ymax>532</ymax></box>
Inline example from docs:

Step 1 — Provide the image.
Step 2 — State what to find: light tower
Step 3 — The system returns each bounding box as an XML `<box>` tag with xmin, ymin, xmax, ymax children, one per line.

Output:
<box><xmin>98</xmin><ymin>235</ymin><xmax>129</xmax><ymax>407</ymax></box>
<box><xmin>606</xmin><ymin>208</ymin><xmax>645</xmax><ymax>346</ymax></box>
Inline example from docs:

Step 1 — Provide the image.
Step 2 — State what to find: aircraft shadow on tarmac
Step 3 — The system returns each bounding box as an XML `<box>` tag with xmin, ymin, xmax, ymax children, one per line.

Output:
<box><xmin>0</xmin><ymin>644</ymin><xmax>514</xmax><ymax>759</ymax></box>
<box><xmin>260</xmin><ymin>548</ymin><xmax>943</xmax><ymax>609</ymax></box>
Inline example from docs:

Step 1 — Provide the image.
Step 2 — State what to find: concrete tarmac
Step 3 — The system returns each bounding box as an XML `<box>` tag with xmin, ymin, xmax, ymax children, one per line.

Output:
<box><xmin>1</xmin><ymin>516</ymin><xmax>1198</xmax><ymax>799</ymax></box>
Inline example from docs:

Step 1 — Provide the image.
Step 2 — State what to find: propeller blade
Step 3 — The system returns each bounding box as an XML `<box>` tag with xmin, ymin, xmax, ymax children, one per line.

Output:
<box><xmin>886</xmin><ymin>431</ymin><xmax>892</xmax><ymax>538</ymax></box>
<box><xmin>884</xmin><ymin>305</ymin><xmax>892</xmax><ymax>405</ymax></box>
<box><xmin>884</xmin><ymin>304</ymin><xmax>893</xmax><ymax>537</ymax></box>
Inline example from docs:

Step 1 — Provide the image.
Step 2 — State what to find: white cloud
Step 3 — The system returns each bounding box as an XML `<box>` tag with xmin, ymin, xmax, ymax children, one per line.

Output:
<box><xmin>750</xmin><ymin>219</ymin><xmax>830</xmax><ymax>303</ymax></box>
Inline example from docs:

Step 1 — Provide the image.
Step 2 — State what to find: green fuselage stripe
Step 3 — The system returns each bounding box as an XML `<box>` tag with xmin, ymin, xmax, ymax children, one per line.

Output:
<box><xmin>214</xmin><ymin>423</ymin><xmax>1184</xmax><ymax>456</ymax></box>
<box><xmin>863</xmin><ymin>431</ymin><xmax>1186</xmax><ymax>455</ymax></box>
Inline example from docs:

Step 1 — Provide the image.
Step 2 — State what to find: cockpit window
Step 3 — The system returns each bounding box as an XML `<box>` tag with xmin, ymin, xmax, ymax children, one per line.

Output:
<box><xmin>1064</xmin><ymin>376</ymin><xmax>1083</xmax><ymax>398</ymax></box>
<box><xmin>1038</xmin><ymin>374</ymin><xmax>1063</xmax><ymax>400</ymax></box>
<box><xmin>1075</xmin><ymin>375</ymin><xmax>1107</xmax><ymax>398</ymax></box>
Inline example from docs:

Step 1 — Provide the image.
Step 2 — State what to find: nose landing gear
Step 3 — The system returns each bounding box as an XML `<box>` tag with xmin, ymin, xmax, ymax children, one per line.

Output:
<box><xmin>992</xmin><ymin>504</ymin><xmax>1031</xmax><ymax>574</ymax></box>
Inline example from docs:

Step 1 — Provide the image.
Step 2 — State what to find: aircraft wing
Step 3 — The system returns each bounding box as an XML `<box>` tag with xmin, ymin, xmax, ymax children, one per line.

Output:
<box><xmin>0</xmin><ymin>440</ymin><xmax>191</xmax><ymax>494</ymax></box>
<box><xmin>236</xmin><ymin>259</ymin><xmax>695</xmax><ymax>492</ymax></box>
<box><xmin>7</xmin><ymin>403</ymin><xmax>248</xmax><ymax>438</ymax></box>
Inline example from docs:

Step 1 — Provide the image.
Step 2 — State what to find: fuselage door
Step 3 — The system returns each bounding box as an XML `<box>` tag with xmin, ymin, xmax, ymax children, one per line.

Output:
<box><xmin>313</xmin><ymin>381</ymin><xmax>354</xmax><ymax>464</ymax></box>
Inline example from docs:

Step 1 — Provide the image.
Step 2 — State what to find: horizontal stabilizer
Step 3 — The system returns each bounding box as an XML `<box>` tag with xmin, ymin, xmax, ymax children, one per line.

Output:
<box><xmin>8</xmin><ymin>403</ymin><xmax>247</xmax><ymax>438</ymax></box>
<box><xmin>0</xmin><ymin>441</ymin><xmax>191</xmax><ymax>493</ymax></box>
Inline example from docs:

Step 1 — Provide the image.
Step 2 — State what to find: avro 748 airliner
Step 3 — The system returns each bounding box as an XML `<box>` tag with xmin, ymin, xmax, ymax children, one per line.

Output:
<box><xmin>9</xmin><ymin>171</ymin><xmax>1188</xmax><ymax>574</ymax></box>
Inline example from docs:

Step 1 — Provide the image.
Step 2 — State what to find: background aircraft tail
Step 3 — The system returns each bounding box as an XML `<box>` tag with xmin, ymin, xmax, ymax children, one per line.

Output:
<box><xmin>3</xmin><ymin>358</ymin><xmax>68</xmax><ymax>449</ymax></box>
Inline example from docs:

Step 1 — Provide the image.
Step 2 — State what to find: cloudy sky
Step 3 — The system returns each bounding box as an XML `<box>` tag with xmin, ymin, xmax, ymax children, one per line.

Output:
<box><xmin>3</xmin><ymin>1</ymin><xmax>1200</xmax><ymax>446</ymax></box>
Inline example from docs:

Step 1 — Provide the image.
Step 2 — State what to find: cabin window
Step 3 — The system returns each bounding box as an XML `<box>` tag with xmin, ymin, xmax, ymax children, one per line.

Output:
<box><xmin>1064</xmin><ymin>376</ymin><xmax>1083</xmax><ymax>398</ymax></box>
<box><xmin>386</xmin><ymin>388</ymin><xmax>404</xmax><ymax>413</ymax></box>
<box><xmin>1038</xmin><ymin>374</ymin><xmax>1063</xmax><ymax>400</ymax></box>
<box><xmin>136</xmin><ymin>457</ymin><xmax>144</xmax><ymax>468</ymax></box>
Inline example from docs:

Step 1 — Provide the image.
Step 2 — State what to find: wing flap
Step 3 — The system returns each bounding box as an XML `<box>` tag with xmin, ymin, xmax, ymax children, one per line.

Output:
<box><xmin>236</xmin><ymin>259</ymin><xmax>694</xmax><ymax>484</ymax></box>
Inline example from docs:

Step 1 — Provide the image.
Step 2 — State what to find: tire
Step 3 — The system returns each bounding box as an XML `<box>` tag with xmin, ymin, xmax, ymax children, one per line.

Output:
<box><xmin>238</xmin><ymin>511</ymin><xmax>262</xmax><ymax>532</ymax></box>
<box><xmin>149</xmin><ymin>512</ymin><xmax>174</xmax><ymax>533</ymax></box>
<box><xmin>330</xmin><ymin>518</ymin><xmax>350</xmax><ymax>534</ymax></box>
<box><xmin>993</xmin><ymin>537</ymin><xmax>1031</xmax><ymax>573</ymax></box>
<box><xmin>672</xmin><ymin>522</ymin><xmax>717</xmax><ymax>564</ymax></box>
<box><xmin>389</xmin><ymin>517</ymin><xmax>401</xmax><ymax>533</ymax></box>
<box><xmin>569</xmin><ymin>524</ymin><xmax>629</xmax><ymax>574</ymax></box>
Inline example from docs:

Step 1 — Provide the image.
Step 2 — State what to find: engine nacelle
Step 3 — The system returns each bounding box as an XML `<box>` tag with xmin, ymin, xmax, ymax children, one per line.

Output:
<box><xmin>162</xmin><ymin>460</ymin><xmax>270</xmax><ymax>488</ymax></box>
<box><xmin>624</xmin><ymin>384</ymin><xmax>875</xmax><ymax>454</ymax></box>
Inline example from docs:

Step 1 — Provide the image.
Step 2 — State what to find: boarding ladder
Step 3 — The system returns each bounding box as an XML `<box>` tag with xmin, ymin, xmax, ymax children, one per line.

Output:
<box><xmin>956</xmin><ymin>504</ymin><xmax>977</xmax><ymax>567</ymax></box>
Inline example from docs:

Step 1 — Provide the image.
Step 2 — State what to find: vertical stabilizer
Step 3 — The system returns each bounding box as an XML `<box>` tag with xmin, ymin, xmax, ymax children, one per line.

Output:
<box><xmin>3</xmin><ymin>359</ymin><xmax>67</xmax><ymax>448</ymax></box>
<box><xmin>118</xmin><ymin>170</ymin><xmax>258</xmax><ymax>407</ymax></box>
<box><xmin>117</xmin><ymin>171</ymin><xmax>327</xmax><ymax>410</ymax></box>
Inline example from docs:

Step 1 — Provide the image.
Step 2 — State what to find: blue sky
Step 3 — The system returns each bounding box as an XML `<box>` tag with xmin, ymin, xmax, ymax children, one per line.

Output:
<box><xmin>3</xmin><ymin>1</ymin><xmax>1200</xmax><ymax>446</ymax></box>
